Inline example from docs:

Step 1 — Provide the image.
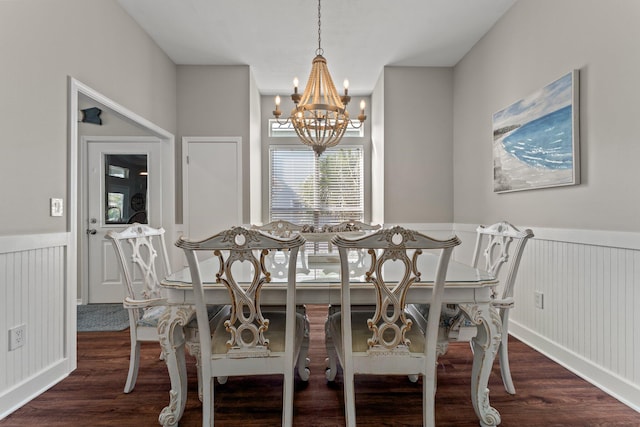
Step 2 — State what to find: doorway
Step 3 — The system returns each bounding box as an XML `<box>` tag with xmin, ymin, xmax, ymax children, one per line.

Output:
<box><xmin>70</xmin><ymin>78</ymin><xmax>176</xmax><ymax>306</ymax></box>
<box><xmin>83</xmin><ymin>139</ymin><xmax>162</xmax><ymax>303</ymax></box>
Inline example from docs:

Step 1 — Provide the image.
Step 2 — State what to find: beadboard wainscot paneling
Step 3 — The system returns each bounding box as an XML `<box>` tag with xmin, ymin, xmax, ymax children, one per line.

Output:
<box><xmin>454</xmin><ymin>223</ymin><xmax>640</xmax><ymax>413</ymax></box>
<box><xmin>0</xmin><ymin>232</ymin><xmax>75</xmax><ymax>419</ymax></box>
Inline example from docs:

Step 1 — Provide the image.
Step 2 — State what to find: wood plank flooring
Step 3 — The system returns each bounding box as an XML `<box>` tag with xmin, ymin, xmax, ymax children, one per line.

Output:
<box><xmin>2</xmin><ymin>305</ymin><xmax>639</xmax><ymax>426</ymax></box>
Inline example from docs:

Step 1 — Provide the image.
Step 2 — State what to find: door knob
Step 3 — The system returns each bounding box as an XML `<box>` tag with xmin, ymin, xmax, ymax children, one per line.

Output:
<box><xmin>86</xmin><ymin>229</ymin><xmax>97</xmax><ymax>235</ymax></box>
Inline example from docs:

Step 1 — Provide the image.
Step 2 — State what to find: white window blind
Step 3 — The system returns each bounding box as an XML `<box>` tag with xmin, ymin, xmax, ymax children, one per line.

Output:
<box><xmin>269</xmin><ymin>146</ymin><xmax>364</xmax><ymax>227</ymax></box>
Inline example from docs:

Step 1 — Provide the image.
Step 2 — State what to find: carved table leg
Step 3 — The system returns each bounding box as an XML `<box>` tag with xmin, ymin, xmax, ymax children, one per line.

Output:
<box><xmin>157</xmin><ymin>305</ymin><xmax>195</xmax><ymax>427</ymax></box>
<box><xmin>460</xmin><ymin>303</ymin><xmax>502</xmax><ymax>427</ymax></box>
<box><xmin>324</xmin><ymin>305</ymin><xmax>339</xmax><ymax>381</ymax></box>
<box><xmin>297</xmin><ymin>307</ymin><xmax>311</xmax><ymax>381</ymax></box>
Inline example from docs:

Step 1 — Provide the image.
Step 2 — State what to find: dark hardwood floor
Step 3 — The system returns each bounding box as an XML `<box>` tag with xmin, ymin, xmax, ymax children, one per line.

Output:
<box><xmin>2</xmin><ymin>305</ymin><xmax>639</xmax><ymax>426</ymax></box>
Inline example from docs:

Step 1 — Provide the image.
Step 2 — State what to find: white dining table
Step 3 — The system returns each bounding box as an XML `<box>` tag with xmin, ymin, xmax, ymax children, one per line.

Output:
<box><xmin>157</xmin><ymin>253</ymin><xmax>503</xmax><ymax>426</ymax></box>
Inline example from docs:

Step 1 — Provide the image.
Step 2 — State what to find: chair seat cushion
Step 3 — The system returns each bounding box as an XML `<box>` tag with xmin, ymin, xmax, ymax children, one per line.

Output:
<box><xmin>137</xmin><ymin>304</ymin><xmax>227</xmax><ymax>328</ymax></box>
<box><xmin>327</xmin><ymin>310</ymin><xmax>427</xmax><ymax>354</ymax></box>
<box><xmin>211</xmin><ymin>310</ymin><xmax>307</xmax><ymax>355</ymax></box>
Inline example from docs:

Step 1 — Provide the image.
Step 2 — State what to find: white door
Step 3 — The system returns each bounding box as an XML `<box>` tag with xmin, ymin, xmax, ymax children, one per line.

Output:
<box><xmin>183</xmin><ymin>137</ymin><xmax>242</xmax><ymax>241</ymax></box>
<box><xmin>86</xmin><ymin>141</ymin><xmax>162</xmax><ymax>303</ymax></box>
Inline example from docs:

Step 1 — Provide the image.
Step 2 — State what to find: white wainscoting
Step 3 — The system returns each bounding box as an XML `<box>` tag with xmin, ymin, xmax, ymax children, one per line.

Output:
<box><xmin>0</xmin><ymin>232</ymin><xmax>75</xmax><ymax>419</ymax></box>
<box><xmin>2</xmin><ymin>225</ymin><xmax>639</xmax><ymax>417</ymax></box>
<box><xmin>453</xmin><ymin>223</ymin><xmax>640</xmax><ymax>413</ymax></box>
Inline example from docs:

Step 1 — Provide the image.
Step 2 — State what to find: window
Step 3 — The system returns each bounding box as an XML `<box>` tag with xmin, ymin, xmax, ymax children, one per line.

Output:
<box><xmin>268</xmin><ymin>119</ymin><xmax>364</xmax><ymax>138</ymax></box>
<box><xmin>104</xmin><ymin>154</ymin><xmax>148</xmax><ymax>224</ymax></box>
<box><xmin>106</xmin><ymin>193</ymin><xmax>124</xmax><ymax>222</ymax></box>
<box><xmin>269</xmin><ymin>146</ymin><xmax>364</xmax><ymax>227</ymax></box>
<box><xmin>108</xmin><ymin>164</ymin><xmax>129</xmax><ymax>179</ymax></box>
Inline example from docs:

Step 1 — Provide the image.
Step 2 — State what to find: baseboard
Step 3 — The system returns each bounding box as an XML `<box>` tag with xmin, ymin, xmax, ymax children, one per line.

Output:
<box><xmin>509</xmin><ymin>321</ymin><xmax>640</xmax><ymax>412</ymax></box>
<box><xmin>0</xmin><ymin>359</ymin><xmax>70</xmax><ymax>420</ymax></box>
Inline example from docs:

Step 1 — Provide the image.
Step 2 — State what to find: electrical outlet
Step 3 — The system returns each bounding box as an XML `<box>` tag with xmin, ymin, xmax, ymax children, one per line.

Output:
<box><xmin>9</xmin><ymin>324</ymin><xmax>26</xmax><ymax>350</ymax></box>
<box><xmin>534</xmin><ymin>291</ymin><xmax>544</xmax><ymax>309</ymax></box>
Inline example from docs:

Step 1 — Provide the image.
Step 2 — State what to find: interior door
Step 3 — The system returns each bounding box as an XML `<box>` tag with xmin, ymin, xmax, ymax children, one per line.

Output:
<box><xmin>183</xmin><ymin>137</ymin><xmax>242</xmax><ymax>241</ymax></box>
<box><xmin>87</xmin><ymin>141</ymin><xmax>161</xmax><ymax>303</ymax></box>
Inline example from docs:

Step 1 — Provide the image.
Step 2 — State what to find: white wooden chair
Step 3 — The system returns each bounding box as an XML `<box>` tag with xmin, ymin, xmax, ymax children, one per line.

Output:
<box><xmin>106</xmin><ymin>224</ymin><xmax>186</xmax><ymax>393</ymax></box>
<box><xmin>176</xmin><ymin>226</ymin><xmax>308</xmax><ymax>426</ymax></box>
<box><xmin>470</xmin><ymin>221</ymin><xmax>533</xmax><ymax>394</ymax></box>
<box><xmin>407</xmin><ymin>220</ymin><xmax>533</xmax><ymax>395</ymax></box>
<box><xmin>326</xmin><ymin>226</ymin><xmax>460</xmax><ymax>426</ymax></box>
<box><xmin>107</xmin><ymin>223</ymin><xmax>226</xmax><ymax>395</ymax></box>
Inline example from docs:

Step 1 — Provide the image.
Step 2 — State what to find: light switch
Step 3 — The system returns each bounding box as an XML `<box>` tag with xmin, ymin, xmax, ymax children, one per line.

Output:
<box><xmin>50</xmin><ymin>198</ymin><xmax>64</xmax><ymax>217</ymax></box>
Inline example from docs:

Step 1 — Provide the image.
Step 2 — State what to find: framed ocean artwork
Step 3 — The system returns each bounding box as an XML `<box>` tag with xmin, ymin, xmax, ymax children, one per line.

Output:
<box><xmin>492</xmin><ymin>70</ymin><xmax>579</xmax><ymax>193</ymax></box>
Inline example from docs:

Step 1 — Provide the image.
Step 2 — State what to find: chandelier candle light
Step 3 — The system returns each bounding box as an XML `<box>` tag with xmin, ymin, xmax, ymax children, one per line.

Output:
<box><xmin>272</xmin><ymin>0</ymin><xmax>366</xmax><ymax>156</ymax></box>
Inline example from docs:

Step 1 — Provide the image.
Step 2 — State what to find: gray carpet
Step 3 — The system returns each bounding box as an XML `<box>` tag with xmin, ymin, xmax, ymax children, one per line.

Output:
<box><xmin>77</xmin><ymin>303</ymin><xmax>130</xmax><ymax>332</ymax></box>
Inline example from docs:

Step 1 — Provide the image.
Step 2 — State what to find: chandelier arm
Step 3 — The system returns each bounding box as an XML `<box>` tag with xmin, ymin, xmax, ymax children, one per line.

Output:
<box><xmin>272</xmin><ymin>116</ymin><xmax>291</xmax><ymax>126</ymax></box>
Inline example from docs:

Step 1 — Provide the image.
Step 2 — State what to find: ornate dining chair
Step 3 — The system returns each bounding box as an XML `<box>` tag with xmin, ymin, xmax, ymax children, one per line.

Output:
<box><xmin>469</xmin><ymin>221</ymin><xmax>533</xmax><ymax>394</ymax></box>
<box><xmin>106</xmin><ymin>224</ymin><xmax>184</xmax><ymax>393</ymax></box>
<box><xmin>176</xmin><ymin>226</ymin><xmax>308</xmax><ymax>426</ymax></box>
<box><xmin>107</xmin><ymin>223</ymin><xmax>226</xmax><ymax>395</ymax></box>
<box><xmin>326</xmin><ymin>226</ymin><xmax>460</xmax><ymax>426</ymax></box>
<box><xmin>406</xmin><ymin>220</ymin><xmax>533</xmax><ymax>395</ymax></box>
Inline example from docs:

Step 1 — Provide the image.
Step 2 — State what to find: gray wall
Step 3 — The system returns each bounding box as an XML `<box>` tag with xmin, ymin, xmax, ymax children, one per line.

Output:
<box><xmin>249</xmin><ymin>70</ymin><xmax>262</xmax><ymax>224</ymax></box>
<box><xmin>453</xmin><ymin>0</ymin><xmax>640</xmax><ymax>231</ymax></box>
<box><xmin>0</xmin><ymin>0</ymin><xmax>177</xmax><ymax>236</ymax></box>
<box><xmin>78</xmin><ymin>94</ymin><xmax>155</xmax><ymax>137</ymax></box>
<box><xmin>176</xmin><ymin>65</ymin><xmax>256</xmax><ymax>223</ymax></box>
<box><xmin>371</xmin><ymin>70</ymin><xmax>385</xmax><ymax>225</ymax></box>
<box><xmin>176</xmin><ymin>65</ymin><xmax>252</xmax><ymax>224</ymax></box>
<box><xmin>382</xmin><ymin>67</ymin><xmax>454</xmax><ymax>224</ymax></box>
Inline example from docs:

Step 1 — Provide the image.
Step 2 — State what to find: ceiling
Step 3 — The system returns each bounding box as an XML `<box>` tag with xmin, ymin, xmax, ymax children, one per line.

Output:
<box><xmin>118</xmin><ymin>0</ymin><xmax>516</xmax><ymax>95</ymax></box>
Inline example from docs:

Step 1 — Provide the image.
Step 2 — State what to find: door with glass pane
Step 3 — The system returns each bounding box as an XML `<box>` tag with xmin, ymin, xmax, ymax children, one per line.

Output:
<box><xmin>87</xmin><ymin>141</ymin><xmax>161</xmax><ymax>303</ymax></box>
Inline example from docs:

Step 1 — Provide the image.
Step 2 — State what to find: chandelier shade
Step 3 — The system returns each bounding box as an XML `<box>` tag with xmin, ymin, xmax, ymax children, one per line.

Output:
<box><xmin>272</xmin><ymin>0</ymin><xmax>365</xmax><ymax>156</ymax></box>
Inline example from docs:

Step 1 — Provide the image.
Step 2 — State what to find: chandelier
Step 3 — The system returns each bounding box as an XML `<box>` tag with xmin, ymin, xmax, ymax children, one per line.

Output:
<box><xmin>272</xmin><ymin>0</ymin><xmax>366</xmax><ymax>156</ymax></box>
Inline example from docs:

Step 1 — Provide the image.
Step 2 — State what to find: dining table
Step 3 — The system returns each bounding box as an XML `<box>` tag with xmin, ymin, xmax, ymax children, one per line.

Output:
<box><xmin>157</xmin><ymin>250</ymin><xmax>503</xmax><ymax>426</ymax></box>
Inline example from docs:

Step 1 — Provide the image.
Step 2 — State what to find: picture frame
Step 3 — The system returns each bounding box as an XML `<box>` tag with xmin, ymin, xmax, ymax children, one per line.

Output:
<box><xmin>492</xmin><ymin>70</ymin><xmax>580</xmax><ymax>193</ymax></box>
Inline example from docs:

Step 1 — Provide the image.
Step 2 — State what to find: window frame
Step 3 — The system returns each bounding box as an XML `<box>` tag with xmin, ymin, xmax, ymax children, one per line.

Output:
<box><xmin>268</xmin><ymin>144</ymin><xmax>365</xmax><ymax>227</ymax></box>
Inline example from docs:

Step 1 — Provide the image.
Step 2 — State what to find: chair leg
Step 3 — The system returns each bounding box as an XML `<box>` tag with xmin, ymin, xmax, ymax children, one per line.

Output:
<box><xmin>343</xmin><ymin>369</ymin><xmax>356</xmax><ymax>427</ymax></box>
<box><xmin>124</xmin><ymin>340</ymin><xmax>141</xmax><ymax>393</ymax></box>
<box><xmin>202</xmin><ymin>376</ymin><xmax>214</xmax><ymax>427</ymax></box>
<box><xmin>185</xmin><ymin>338</ymin><xmax>204</xmax><ymax>400</ymax></box>
<box><xmin>499</xmin><ymin>329</ymin><xmax>516</xmax><ymax>394</ymax></box>
<box><xmin>282</xmin><ymin>368</ymin><xmax>295</xmax><ymax>426</ymax></box>
<box><xmin>423</xmin><ymin>370</ymin><xmax>437</xmax><ymax>427</ymax></box>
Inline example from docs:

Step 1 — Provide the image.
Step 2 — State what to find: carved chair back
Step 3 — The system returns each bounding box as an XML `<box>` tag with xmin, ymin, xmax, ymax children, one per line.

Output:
<box><xmin>177</xmin><ymin>226</ymin><xmax>306</xmax><ymax>359</ymax></box>
<box><xmin>331</xmin><ymin>226</ymin><xmax>460</xmax><ymax>426</ymax></box>
<box><xmin>251</xmin><ymin>219</ymin><xmax>305</xmax><ymax>238</ymax></box>
<box><xmin>471</xmin><ymin>221</ymin><xmax>534</xmax><ymax>301</ymax></box>
<box><xmin>176</xmin><ymin>226</ymin><xmax>307</xmax><ymax>425</ymax></box>
<box><xmin>106</xmin><ymin>223</ymin><xmax>171</xmax><ymax>316</ymax></box>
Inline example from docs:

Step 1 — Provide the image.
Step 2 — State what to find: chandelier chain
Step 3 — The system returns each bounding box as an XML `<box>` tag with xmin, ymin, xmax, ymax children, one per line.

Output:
<box><xmin>317</xmin><ymin>0</ymin><xmax>323</xmax><ymax>55</ymax></box>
